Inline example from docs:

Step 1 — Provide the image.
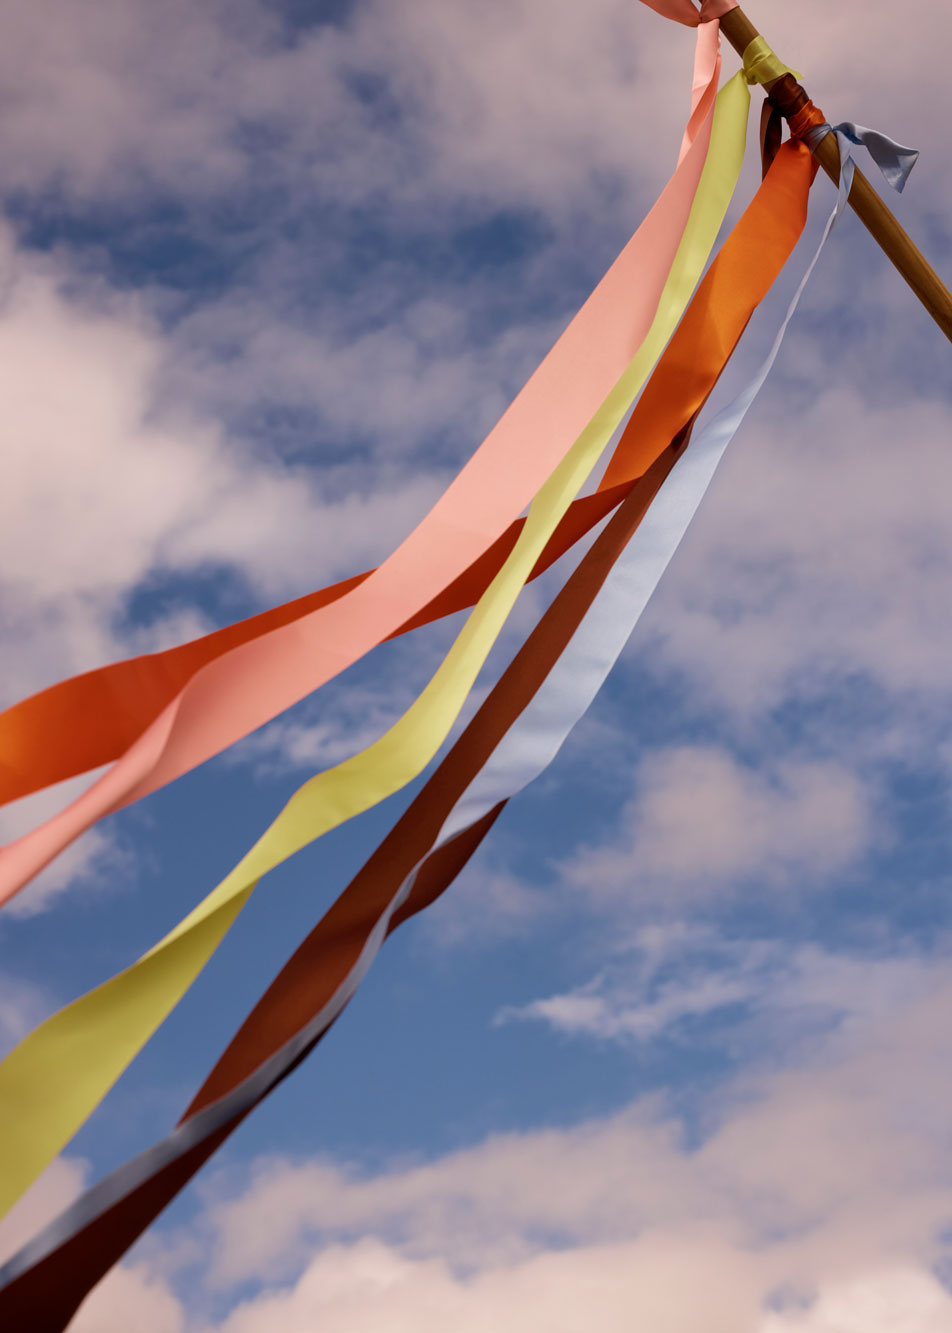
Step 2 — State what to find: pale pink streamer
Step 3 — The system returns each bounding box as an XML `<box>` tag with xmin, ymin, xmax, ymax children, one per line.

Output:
<box><xmin>0</xmin><ymin>27</ymin><xmax>722</xmax><ymax>905</ymax></box>
<box><xmin>678</xmin><ymin>20</ymin><xmax>720</xmax><ymax>164</ymax></box>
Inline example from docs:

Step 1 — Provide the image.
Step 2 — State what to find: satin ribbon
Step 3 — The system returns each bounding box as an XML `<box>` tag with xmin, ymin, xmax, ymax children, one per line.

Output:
<box><xmin>0</xmin><ymin>26</ymin><xmax>727</xmax><ymax>901</ymax></box>
<box><xmin>637</xmin><ymin>0</ymin><xmax>737</xmax><ymax>24</ymax></box>
<box><xmin>0</xmin><ymin>140</ymin><xmax>822</xmax><ymax>1330</ymax></box>
<box><xmin>803</xmin><ymin>120</ymin><xmax>919</xmax><ymax>196</ymax></box>
<box><xmin>741</xmin><ymin>36</ymin><xmax>800</xmax><ymax>87</ymax></box>
<box><xmin>0</xmin><ymin>75</ymin><xmax>752</xmax><ymax>1222</ymax></box>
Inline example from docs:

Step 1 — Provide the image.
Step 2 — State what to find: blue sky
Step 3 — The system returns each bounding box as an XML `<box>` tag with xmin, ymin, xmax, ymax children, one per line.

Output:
<box><xmin>2</xmin><ymin>1</ymin><xmax>952</xmax><ymax>1328</ymax></box>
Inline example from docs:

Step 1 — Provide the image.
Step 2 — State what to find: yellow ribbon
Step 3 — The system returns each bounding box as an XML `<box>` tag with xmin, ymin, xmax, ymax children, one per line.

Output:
<box><xmin>742</xmin><ymin>36</ymin><xmax>801</xmax><ymax>87</ymax></box>
<box><xmin>0</xmin><ymin>72</ymin><xmax>751</xmax><ymax>1219</ymax></box>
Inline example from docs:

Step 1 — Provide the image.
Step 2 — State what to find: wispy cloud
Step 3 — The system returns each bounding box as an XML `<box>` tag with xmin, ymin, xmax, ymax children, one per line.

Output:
<box><xmin>496</xmin><ymin>927</ymin><xmax>936</xmax><ymax>1053</ymax></box>
<box><xmin>631</xmin><ymin>386</ymin><xmax>952</xmax><ymax>723</ymax></box>
<box><xmin>556</xmin><ymin>744</ymin><xmax>874</xmax><ymax>909</ymax></box>
<box><xmin>84</xmin><ymin>951</ymin><xmax>951</xmax><ymax>1329</ymax></box>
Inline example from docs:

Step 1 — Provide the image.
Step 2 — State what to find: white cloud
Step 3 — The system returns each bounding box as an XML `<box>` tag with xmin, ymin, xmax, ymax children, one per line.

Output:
<box><xmin>72</xmin><ymin>1262</ymin><xmax>187</xmax><ymax>1333</ymax></box>
<box><xmin>0</xmin><ymin>0</ymin><xmax>947</xmax><ymax>220</ymax></box>
<box><xmin>199</xmin><ymin>978</ymin><xmax>952</xmax><ymax>1283</ymax></box>
<box><xmin>0</xmin><ymin>0</ymin><xmax>255</xmax><ymax>201</ymax></box>
<box><xmin>634</xmin><ymin>385</ymin><xmax>952</xmax><ymax>722</ymax></box>
<box><xmin>761</xmin><ymin>1267</ymin><xmax>952</xmax><ymax>1333</ymax></box>
<box><xmin>3</xmin><ymin>936</ymin><xmax>952</xmax><ymax>1332</ymax></box>
<box><xmin>209</xmin><ymin>1233</ymin><xmax>763</xmax><ymax>1333</ymax></box>
<box><xmin>0</xmin><ymin>0</ymin><xmax>688</xmax><ymax>212</ymax></box>
<box><xmin>147</xmin><ymin>954</ymin><xmax>952</xmax><ymax>1330</ymax></box>
<box><xmin>558</xmin><ymin>744</ymin><xmax>872</xmax><ymax>905</ymax></box>
<box><xmin>207</xmin><ymin>1248</ymin><xmax>952</xmax><ymax>1333</ymax></box>
<box><xmin>0</xmin><ymin>1155</ymin><xmax>186</xmax><ymax>1331</ymax></box>
<box><xmin>499</xmin><ymin>962</ymin><xmax>753</xmax><ymax>1043</ymax></box>
<box><xmin>0</xmin><ymin>971</ymin><xmax>57</xmax><ymax>1058</ymax></box>
<box><xmin>0</xmin><ymin>214</ymin><xmax>444</xmax><ymax>702</ymax></box>
<box><xmin>496</xmin><ymin>930</ymin><xmax>936</xmax><ymax>1050</ymax></box>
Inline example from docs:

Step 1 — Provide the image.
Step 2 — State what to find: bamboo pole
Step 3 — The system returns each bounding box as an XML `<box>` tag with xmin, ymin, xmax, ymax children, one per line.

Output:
<box><xmin>717</xmin><ymin>6</ymin><xmax>952</xmax><ymax>343</ymax></box>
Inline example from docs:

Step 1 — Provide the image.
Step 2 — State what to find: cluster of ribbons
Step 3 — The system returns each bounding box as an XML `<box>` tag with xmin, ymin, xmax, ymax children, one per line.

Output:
<box><xmin>0</xmin><ymin>4</ymin><xmax>919</xmax><ymax>1327</ymax></box>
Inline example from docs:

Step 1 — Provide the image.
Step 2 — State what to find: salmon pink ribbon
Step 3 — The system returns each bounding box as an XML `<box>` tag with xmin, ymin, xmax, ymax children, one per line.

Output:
<box><xmin>638</xmin><ymin>0</ymin><xmax>737</xmax><ymax>25</ymax></box>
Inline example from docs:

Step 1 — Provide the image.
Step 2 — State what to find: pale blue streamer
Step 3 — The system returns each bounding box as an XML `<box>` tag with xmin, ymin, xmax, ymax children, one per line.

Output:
<box><xmin>804</xmin><ymin>120</ymin><xmax>918</xmax><ymax>196</ymax></box>
<box><xmin>0</xmin><ymin>124</ymin><xmax>918</xmax><ymax>1297</ymax></box>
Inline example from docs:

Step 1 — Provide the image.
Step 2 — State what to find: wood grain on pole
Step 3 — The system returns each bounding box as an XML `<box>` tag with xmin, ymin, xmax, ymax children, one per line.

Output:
<box><xmin>717</xmin><ymin>6</ymin><xmax>952</xmax><ymax>342</ymax></box>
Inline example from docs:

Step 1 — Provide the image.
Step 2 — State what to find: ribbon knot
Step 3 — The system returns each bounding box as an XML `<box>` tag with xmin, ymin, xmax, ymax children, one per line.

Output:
<box><xmin>804</xmin><ymin>121</ymin><xmax>919</xmax><ymax>196</ymax></box>
<box><xmin>637</xmin><ymin>0</ymin><xmax>738</xmax><ymax>26</ymax></box>
<box><xmin>742</xmin><ymin>36</ymin><xmax>801</xmax><ymax>87</ymax></box>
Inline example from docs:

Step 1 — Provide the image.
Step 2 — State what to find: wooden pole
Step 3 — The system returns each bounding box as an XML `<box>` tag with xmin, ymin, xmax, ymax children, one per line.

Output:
<box><xmin>717</xmin><ymin>6</ymin><xmax>952</xmax><ymax>343</ymax></box>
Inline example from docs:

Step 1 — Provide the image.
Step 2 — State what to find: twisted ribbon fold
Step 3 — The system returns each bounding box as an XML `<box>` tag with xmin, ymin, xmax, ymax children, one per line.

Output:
<box><xmin>742</xmin><ymin>35</ymin><xmax>800</xmax><ymax>87</ymax></box>
<box><xmin>638</xmin><ymin>0</ymin><xmax>737</xmax><ymax>24</ymax></box>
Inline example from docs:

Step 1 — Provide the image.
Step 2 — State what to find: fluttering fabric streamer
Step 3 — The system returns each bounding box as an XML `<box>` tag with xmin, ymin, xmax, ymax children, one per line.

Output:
<box><xmin>184</xmin><ymin>146</ymin><xmax>818</xmax><ymax>1129</ymax></box>
<box><xmin>0</xmin><ymin>75</ymin><xmax>751</xmax><ymax>1220</ymax></box>
<box><xmin>678</xmin><ymin>17</ymin><xmax>721</xmax><ymax>163</ymax></box>
<box><xmin>805</xmin><ymin>120</ymin><xmax>919</xmax><ymax>194</ymax></box>
<box><xmin>0</xmin><ymin>28</ymin><xmax>728</xmax><ymax>897</ymax></box>
<box><xmin>0</xmin><ymin>140</ymin><xmax>827</xmax><ymax>1333</ymax></box>
<box><xmin>0</xmin><ymin>120</ymin><xmax>805</xmax><ymax>1273</ymax></box>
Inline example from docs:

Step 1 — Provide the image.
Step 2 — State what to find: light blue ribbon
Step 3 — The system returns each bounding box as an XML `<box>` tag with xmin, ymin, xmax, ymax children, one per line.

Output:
<box><xmin>804</xmin><ymin>120</ymin><xmax>919</xmax><ymax>199</ymax></box>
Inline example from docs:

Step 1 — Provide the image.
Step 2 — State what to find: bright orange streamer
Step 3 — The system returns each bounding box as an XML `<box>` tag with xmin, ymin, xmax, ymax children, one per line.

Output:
<box><xmin>0</xmin><ymin>141</ymin><xmax>816</xmax><ymax>812</ymax></box>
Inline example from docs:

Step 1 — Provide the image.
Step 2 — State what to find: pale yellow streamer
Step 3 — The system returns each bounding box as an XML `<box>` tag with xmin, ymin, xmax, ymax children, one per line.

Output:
<box><xmin>742</xmin><ymin>35</ymin><xmax>800</xmax><ymax>87</ymax></box>
<box><xmin>0</xmin><ymin>73</ymin><xmax>751</xmax><ymax>1218</ymax></box>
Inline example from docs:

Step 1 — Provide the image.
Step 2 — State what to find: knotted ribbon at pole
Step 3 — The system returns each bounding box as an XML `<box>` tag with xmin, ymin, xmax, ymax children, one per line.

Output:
<box><xmin>0</xmin><ymin>30</ymin><xmax>729</xmax><ymax>901</ymax></box>
<box><xmin>0</xmin><ymin>74</ymin><xmax>753</xmax><ymax>1221</ymax></box>
<box><xmin>801</xmin><ymin>120</ymin><xmax>919</xmax><ymax>194</ymax></box>
<box><xmin>637</xmin><ymin>0</ymin><xmax>737</xmax><ymax>23</ymax></box>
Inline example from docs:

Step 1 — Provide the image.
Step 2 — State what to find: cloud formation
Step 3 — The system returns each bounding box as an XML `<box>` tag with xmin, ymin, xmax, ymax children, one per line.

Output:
<box><xmin>496</xmin><ymin>925</ymin><xmax>935</xmax><ymax>1049</ymax></box>
<box><xmin>71</xmin><ymin>951</ymin><xmax>949</xmax><ymax>1329</ymax></box>
<box><xmin>556</xmin><ymin>744</ymin><xmax>873</xmax><ymax>907</ymax></box>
